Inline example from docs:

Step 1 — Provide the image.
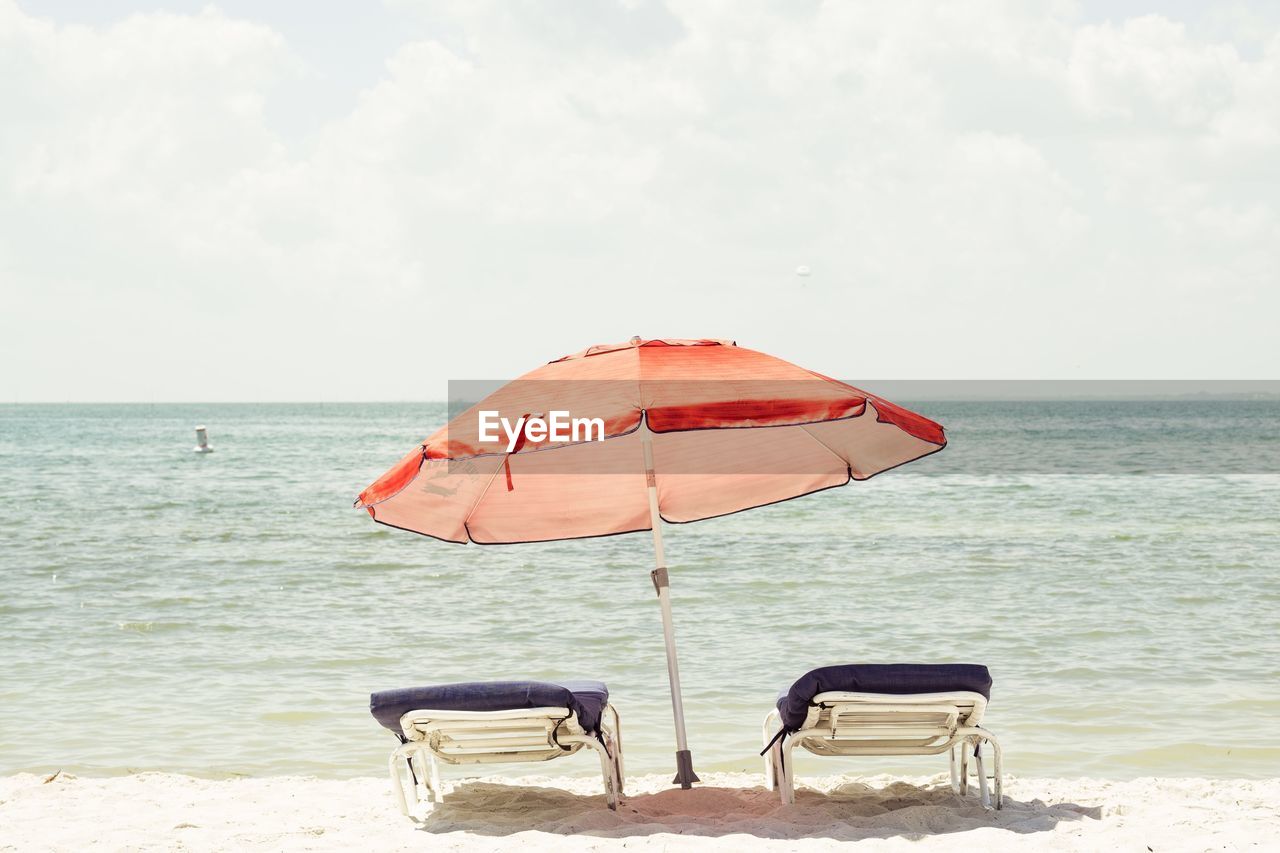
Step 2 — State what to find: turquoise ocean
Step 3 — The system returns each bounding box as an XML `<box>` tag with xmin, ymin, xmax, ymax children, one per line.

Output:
<box><xmin>2</xmin><ymin>401</ymin><xmax>1278</xmax><ymax>781</ymax></box>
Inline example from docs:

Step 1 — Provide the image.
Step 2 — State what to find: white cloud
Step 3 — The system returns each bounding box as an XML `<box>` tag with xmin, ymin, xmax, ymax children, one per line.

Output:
<box><xmin>0</xmin><ymin>0</ymin><xmax>1277</xmax><ymax>400</ymax></box>
<box><xmin>1067</xmin><ymin>16</ymin><xmax>1240</xmax><ymax>125</ymax></box>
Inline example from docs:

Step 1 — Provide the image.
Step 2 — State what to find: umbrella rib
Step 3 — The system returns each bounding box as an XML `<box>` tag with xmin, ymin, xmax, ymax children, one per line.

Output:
<box><xmin>458</xmin><ymin>456</ymin><xmax>510</xmax><ymax>543</ymax></box>
<box><xmin>798</xmin><ymin>422</ymin><xmax>853</xmax><ymax>476</ymax></box>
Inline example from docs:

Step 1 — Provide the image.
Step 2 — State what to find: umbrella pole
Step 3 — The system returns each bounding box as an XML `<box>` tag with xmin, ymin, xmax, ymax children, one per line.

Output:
<box><xmin>643</xmin><ymin>431</ymin><xmax>699</xmax><ymax>789</ymax></box>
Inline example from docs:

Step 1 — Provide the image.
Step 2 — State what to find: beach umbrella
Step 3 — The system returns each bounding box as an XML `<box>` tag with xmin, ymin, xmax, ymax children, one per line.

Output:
<box><xmin>355</xmin><ymin>337</ymin><xmax>946</xmax><ymax>788</ymax></box>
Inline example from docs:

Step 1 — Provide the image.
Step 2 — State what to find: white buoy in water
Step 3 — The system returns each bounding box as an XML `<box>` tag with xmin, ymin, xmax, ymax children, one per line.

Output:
<box><xmin>193</xmin><ymin>425</ymin><xmax>214</xmax><ymax>454</ymax></box>
<box><xmin>796</xmin><ymin>265</ymin><xmax>811</xmax><ymax>277</ymax></box>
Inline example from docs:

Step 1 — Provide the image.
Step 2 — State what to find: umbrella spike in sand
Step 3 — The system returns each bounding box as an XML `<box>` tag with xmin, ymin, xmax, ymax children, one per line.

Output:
<box><xmin>355</xmin><ymin>337</ymin><xmax>947</xmax><ymax>789</ymax></box>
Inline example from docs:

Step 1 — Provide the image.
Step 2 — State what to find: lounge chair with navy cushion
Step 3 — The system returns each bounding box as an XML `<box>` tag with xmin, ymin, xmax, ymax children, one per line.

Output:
<box><xmin>762</xmin><ymin>663</ymin><xmax>1003</xmax><ymax>808</ymax></box>
<box><xmin>371</xmin><ymin>679</ymin><xmax>624</xmax><ymax>814</ymax></box>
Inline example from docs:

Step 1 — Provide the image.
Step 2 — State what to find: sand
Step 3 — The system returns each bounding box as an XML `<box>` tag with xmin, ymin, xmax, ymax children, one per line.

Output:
<box><xmin>2</xmin><ymin>770</ymin><xmax>1276</xmax><ymax>851</ymax></box>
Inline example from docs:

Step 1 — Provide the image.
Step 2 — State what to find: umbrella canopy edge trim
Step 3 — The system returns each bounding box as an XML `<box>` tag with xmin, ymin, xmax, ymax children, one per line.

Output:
<box><xmin>355</xmin><ymin>400</ymin><xmax>944</xmax><ymax>511</ymax></box>
<box><xmin>355</xmin><ymin>445</ymin><xmax>428</xmax><ymax>510</ymax></box>
<box><xmin>657</xmin><ymin>440</ymin><xmax>947</xmax><ymax>526</ymax></box>
<box><xmin>369</xmin><ymin>436</ymin><xmax>947</xmax><ymax>545</ymax></box>
<box><xmin>355</xmin><ymin>409</ymin><xmax>947</xmax><ymax>540</ymax></box>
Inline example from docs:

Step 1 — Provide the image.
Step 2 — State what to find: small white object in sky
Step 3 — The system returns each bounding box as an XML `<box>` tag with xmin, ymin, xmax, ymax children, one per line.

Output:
<box><xmin>194</xmin><ymin>425</ymin><xmax>214</xmax><ymax>453</ymax></box>
<box><xmin>796</xmin><ymin>265</ymin><xmax>811</xmax><ymax>277</ymax></box>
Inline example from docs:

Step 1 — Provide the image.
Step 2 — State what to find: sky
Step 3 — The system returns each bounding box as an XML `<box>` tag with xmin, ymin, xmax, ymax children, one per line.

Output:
<box><xmin>1</xmin><ymin>1</ymin><xmax>1278</xmax><ymax>401</ymax></box>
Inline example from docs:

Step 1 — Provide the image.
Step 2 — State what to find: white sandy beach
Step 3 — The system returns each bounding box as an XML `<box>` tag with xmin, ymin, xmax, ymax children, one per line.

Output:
<box><xmin>3</xmin><ymin>770</ymin><xmax>1276</xmax><ymax>851</ymax></box>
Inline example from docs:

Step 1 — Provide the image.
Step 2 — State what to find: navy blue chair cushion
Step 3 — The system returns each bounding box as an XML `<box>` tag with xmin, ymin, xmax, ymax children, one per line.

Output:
<box><xmin>777</xmin><ymin>664</ymin><xmax>992</xmax><ymax>731</ymax></box>
<box><xmin>370</xmin><ymin>679</ymin><xmax>609</xmax><ymax>737</ymax></box>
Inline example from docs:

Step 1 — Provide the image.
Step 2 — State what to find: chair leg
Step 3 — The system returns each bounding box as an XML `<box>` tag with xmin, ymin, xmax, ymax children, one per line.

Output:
<box><xmin>608</xmin><ymin>705</ymin><xmax>625</xmax><ymax>796</ymax></box>
<box><xmin>979</xmin><ymin>730</ymin><xmax>1003</xmax><ymax>810</ymax></box>
<box><xmin>767</xmin><ymin>743</ymin><xmax>784</xmax><ymax>795</ymax></box>
<box><xmin>773</xmin><ymin>742</ymin><xmax>786</xmax><ymax>803</ymax></box>
<box><xmin>606</xmin><ymin>736</ymin><xmax>623</xmax><ymax>800</ymax></box>
<box><xmin>779</xmin><ymin>738</ymin><xmax>798</xmax><ymax>805</ymax></box>
<box><xmin>763</xmin><ymin>712</ymin><xmax>777</xmax><ymax>790</ymax></box>
<box><xmin>583</xmin><ymin>736</ymin><xmax>619</xmax><ymax>810</ymax></box>
<box><xmin>949</xmin><ymin>746</ymin><xmax>960</xmax><ymax>793</ymax></box>
<box><xmin>603</xmin><ymin>759</ymin><xmax>618</xmax><ymax>811</ymax></box>
<box><xmin>959</xmin><ymin>742</ymin><xmax>970</xmax><ymax>796</ymax></box>
<box><xmin>757</xmin><ymin>701</ymin><xmax>778</xmax><ymax>788</ymax></box>
<box><xmin>605</xmin><ymin>730</ymin><xmax>624</xmax><ymax>802</ymax></box>
<box><xmin>972</xmin><ymin>741</ymin><xmax>990</xmax><ymax>810</ymax></box>
<box><xmin>412</xmin><ymin>748</ymin><xmax>436</xmax><ymax>806</ymax></box>
<box><xmin>424</xmin><ymin>749</ymin><xmax>442</xmax><ymax>804</ymax></box>
<box><xmin>388</xmin><ymin>749</ymin><xmax>411</xmax><ymax>815</ymax></box>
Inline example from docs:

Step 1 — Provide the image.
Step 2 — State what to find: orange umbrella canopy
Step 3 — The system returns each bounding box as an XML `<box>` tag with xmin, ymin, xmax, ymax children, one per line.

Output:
<box><xmin>357</xmin><ymin>338</ymin><xmax>945</xmax><ymax>544</ymax></box>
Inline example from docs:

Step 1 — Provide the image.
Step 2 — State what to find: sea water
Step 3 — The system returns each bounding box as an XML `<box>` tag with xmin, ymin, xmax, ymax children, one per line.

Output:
<box><xmin>1</xmin><ymin>401</ymin><xmax>1278</xmax><ymax>780</ymax></box>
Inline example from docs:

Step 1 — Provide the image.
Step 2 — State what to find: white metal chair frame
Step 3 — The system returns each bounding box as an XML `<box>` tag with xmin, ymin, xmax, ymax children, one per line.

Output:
<box><xmin>763</xmin><ymin>690</ymin><xmax>1003</xmax><ymax>809</ymax></box>
<box><xmin>387</xmin><ymin>704</ymin><xmax>624</xmax><ymax>814</ymax></box>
